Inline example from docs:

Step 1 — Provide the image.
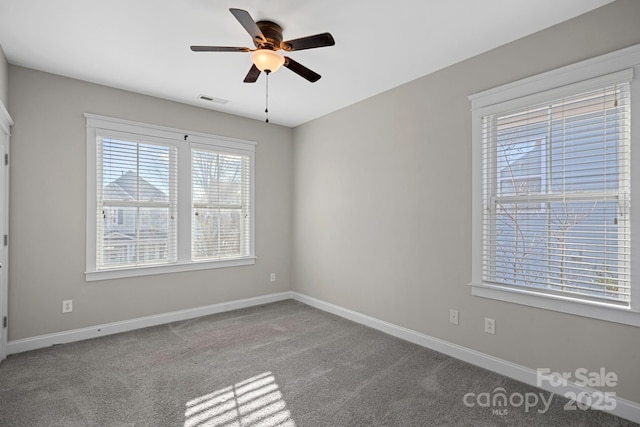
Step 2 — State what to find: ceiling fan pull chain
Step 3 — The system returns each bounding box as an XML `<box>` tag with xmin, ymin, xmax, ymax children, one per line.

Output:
<box><xmin>265</xmin><ymin>70</ymin><xmax>270</xmax><ymax>123</ymax></box>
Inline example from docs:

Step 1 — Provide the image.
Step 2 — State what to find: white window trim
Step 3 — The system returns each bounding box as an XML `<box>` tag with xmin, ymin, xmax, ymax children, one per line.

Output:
<box><xmin>468</xmin><ymin>43</ymin><xmax>640</xmax><ymax>327</ymax></box>
<box><xmin>85</xmin><ymin>114</ymin><xmax>256</xmax><ymax>281</ymax></box>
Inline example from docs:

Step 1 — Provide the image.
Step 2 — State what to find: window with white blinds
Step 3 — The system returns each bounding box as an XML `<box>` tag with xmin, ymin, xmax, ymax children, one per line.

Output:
<box><xmin>470</xmin><ymin>44</ymin><xmax>640</xmax><ymax>326</ymax></box>
<box><xmin>85</xmin><ymin>114</ymin><xmax>256</xmax><ymax>281</ymax></box>
<box><xmin>191</xmin><ymin>148</ymin><xmax>251</xmax><ymax>261</ymax></box>
<box><xmin>97</xmin><ymin>135</ymin><xmax>178</xmax><ymax>269</ymax></box>
<box><xmin>481</xmin><ymin>82</ymin><xmax>631</xmax><ymax>306</ymax></box>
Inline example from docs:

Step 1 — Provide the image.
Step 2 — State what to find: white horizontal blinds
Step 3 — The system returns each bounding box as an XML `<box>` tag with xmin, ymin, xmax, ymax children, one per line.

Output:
<box><xmin>481</xmin><ymin>82</ymin><xmax>631</xmax><ymax>305</ymax></box>
<box><xmin>191</xmin><ymin>148</ymin><xmax>251</xmax><ymax>261</ymax></box>
<box><xmin>96</xmin><ymin>135</ymin><xmax>178</xmax><ymax>269</ymax></box>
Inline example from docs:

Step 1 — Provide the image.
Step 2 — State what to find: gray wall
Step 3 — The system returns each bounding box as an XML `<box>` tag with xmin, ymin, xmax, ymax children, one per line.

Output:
<box><xmin>0</xmin><ymin>44</ymin><xmax>7</xmax><ymax>107</ymax></box>
<box><xmin>8</xmin><ymin>67</ymin><xmax>293</xmax><ymax>340</ymax></box>
<box><xmin>292</xmin><ymin>0</ymin><xmax>640</xmax><ymax>404</ymax></box>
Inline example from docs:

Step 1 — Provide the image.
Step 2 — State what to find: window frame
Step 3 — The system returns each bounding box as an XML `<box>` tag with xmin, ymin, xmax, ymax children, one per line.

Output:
<box><xmin>85</xmin><ymin>114</ymin><xmax>256</xmax><ymax>281</ymax></box>
<box><xmin>469</xmin><ymin>44</ymin><xmax>640</xmax><ymax>327</ymax></box>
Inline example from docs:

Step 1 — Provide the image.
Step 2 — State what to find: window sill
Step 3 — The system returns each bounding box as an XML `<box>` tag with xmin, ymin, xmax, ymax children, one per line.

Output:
<box><xmin>470</xmin><ymin>281</ymin><xmax>640</xmax><ymax>328</ymax></box>
<box><xmin>86</xmin><ymin>257</ymin><xmax>256</xmax><ymax>282</ymax></box>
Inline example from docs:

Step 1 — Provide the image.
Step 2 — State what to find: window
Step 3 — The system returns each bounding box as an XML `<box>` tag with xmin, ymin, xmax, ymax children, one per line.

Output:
<box><xmin>191</xmin><ymin>148</ymin><xmax>251</xmax><ymax>261</ymax></box>
<box><xmin>487</xmin><ymin>84</ymin><xmax>630</xmax><ymax>303</ymax></box>
<box><xmin>98</xmin><ymin>137</ymin><xmax>177</xmax><ymax>269</ymax></box>
<box><xmin>469</xmin><ymin>44</ymin><xmax>640</xmax><ymax>326</ymax></box>
<box><xmin>86</xmin><ymin>114</ymin><xmax>255</xmax><ymax>280</ymax></box>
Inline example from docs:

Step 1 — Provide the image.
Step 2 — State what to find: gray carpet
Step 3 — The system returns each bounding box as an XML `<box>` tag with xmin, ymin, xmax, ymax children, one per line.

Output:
<box><xmin>0</xmin><ymin>300</ymin><xmax>636</xmax><ymax>426</ymax></box>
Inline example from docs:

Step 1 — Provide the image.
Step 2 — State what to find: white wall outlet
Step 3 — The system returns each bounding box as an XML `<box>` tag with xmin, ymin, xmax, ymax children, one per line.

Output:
<box><xmin>449</xmin><ymin>309</ymin><xmax>459</xmax><ymax>325</ymax></box>
<box><xmin>485</xmin><ymin>317</ymin><xmax>496</xmax><ymax>334</ymax></box>
<box><xmin>62</xmin><ymin>300</ymin><xmax>73</xmax><ymax>313</ymax></box>
<box><xmin>270</xmin><ymin>273</ymin><xmax>276</xmax><ymax>282</ymax></box>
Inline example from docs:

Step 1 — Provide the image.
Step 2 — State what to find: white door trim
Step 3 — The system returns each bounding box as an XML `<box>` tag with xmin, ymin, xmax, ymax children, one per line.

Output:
<box><xmin>0</xmin><ymin>101</ymin><xmax>12</xmax><ymax>362</ymax></box>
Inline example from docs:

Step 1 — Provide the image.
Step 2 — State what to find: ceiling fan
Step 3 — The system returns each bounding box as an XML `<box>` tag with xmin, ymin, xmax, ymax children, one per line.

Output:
<box><xmin>191</xmin><ymin>8</ymin><xmax>335</xmax><ymax>83</ymax></box>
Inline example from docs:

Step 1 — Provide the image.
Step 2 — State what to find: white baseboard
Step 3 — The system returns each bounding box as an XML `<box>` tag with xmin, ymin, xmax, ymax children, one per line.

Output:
<box><xmin>290</xmin><ymin>292</ymin><xmax>640</xmax><ymax>424</ymax></box>
<box><xmin>7</xmin><ymin>291</ymin><xmax>293</xmax><ymax>355</ymax></box>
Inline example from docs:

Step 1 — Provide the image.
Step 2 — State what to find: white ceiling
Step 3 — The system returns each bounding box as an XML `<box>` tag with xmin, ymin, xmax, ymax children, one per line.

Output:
<box><xmin>0</xmin><ymin>0</ymin><xmax>614</xmax><ymax>127</ymax></box>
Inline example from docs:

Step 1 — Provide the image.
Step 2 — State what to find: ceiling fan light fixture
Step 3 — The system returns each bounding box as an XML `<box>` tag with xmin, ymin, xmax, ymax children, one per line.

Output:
<box><xmin>251</xmin><ymin>49</ymin><xmax>285</xmax><ymax>73</ymax></box>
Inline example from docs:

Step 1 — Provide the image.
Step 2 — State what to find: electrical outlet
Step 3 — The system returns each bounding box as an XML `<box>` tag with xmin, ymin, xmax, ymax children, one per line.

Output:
<box><xmin>449</xmin><ymin>309</ymin><xmax>459</xmax><ymax>325</ymax></box>
<box><xmin>62</xmin><ymin>300</ymin><xmax>73</xmax><ymax>313</ymax></box>
<box><xmin>270</xmin><ymin>273</ymin><xmax>276</xmax><ymax>282</ymax></box>
<box><xmin>485</xmin><ymin>317</ymin><xmax>496</xmax><ymax>335</ymax></box>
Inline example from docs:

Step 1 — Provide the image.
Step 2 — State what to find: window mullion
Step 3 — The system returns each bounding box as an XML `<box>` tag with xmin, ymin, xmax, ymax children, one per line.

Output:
<box><xmin>215</xmin><ymin>154</ymin><xmax>221</xmax><ymax>258</ymax></box>
<box><xmin>177</xmin><ymin>143</ymin><xmax>192</xmax><ymax>263</ymax></box>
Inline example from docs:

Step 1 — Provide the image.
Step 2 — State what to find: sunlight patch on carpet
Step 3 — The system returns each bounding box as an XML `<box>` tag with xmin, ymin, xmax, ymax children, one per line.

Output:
<box><xmin>184</xmin><ymin>372</ymin><xmax>296</xmax><ymax>427</ymax></box>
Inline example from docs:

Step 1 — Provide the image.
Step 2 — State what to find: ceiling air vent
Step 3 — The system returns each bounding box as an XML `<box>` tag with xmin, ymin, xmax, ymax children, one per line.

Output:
<box><xmin>199</xmin><ymin>95</ymin><xmax>229</xmax><ymax>104</ymax></box>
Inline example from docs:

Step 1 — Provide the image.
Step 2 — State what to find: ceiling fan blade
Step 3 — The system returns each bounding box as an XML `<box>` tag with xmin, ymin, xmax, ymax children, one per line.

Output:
<box><xmin>243</xmin><ymin>64</ymin><xmax>261</xmax><ymax>83</ymax></box>
<box><xmin>229</xmin><ymin>8</ymin><xmax>266</xmax><ymax>45</ymax></box>
<box><xmin>283</xmin><ymin>57</ymin><xmax>321</xmax><ymax>82</ymax></box>
<box><xmin>282</xmin><ymin>33</ymin><xmax>335</xmax><ymax>51</ymax></box>
<box><xmin>190</xmin><ymin>46</ymin><xmax>251</xmax><ymax>52</ymax></box>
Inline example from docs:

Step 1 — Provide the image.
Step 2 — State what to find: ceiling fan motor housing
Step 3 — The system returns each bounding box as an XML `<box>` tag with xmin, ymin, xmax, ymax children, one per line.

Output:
<box><xmin>255</xmin><ymin>21</ymin><xmax>283</xmax><ymax>50</ymax></box>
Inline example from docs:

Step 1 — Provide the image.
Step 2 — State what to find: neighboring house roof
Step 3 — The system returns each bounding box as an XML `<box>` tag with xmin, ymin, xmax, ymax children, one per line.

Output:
<box><xmin>104</xmin><ymin>170</ymin><xmax>167</xmax><ymax>201</ymax></box>
<box><xmin>104</xmin><ymin>230</ymin><xmax>168</xmax><ymax>241</ymax></box>
<box><xmin>103</xmin><ymin>231</ymin><xmax>135</xmax><ymax>242</ymax></box>
<box><xmin>103</xmin><ymin>183</ymin><xmax>131</xmax><ymax>201</ymax></box>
